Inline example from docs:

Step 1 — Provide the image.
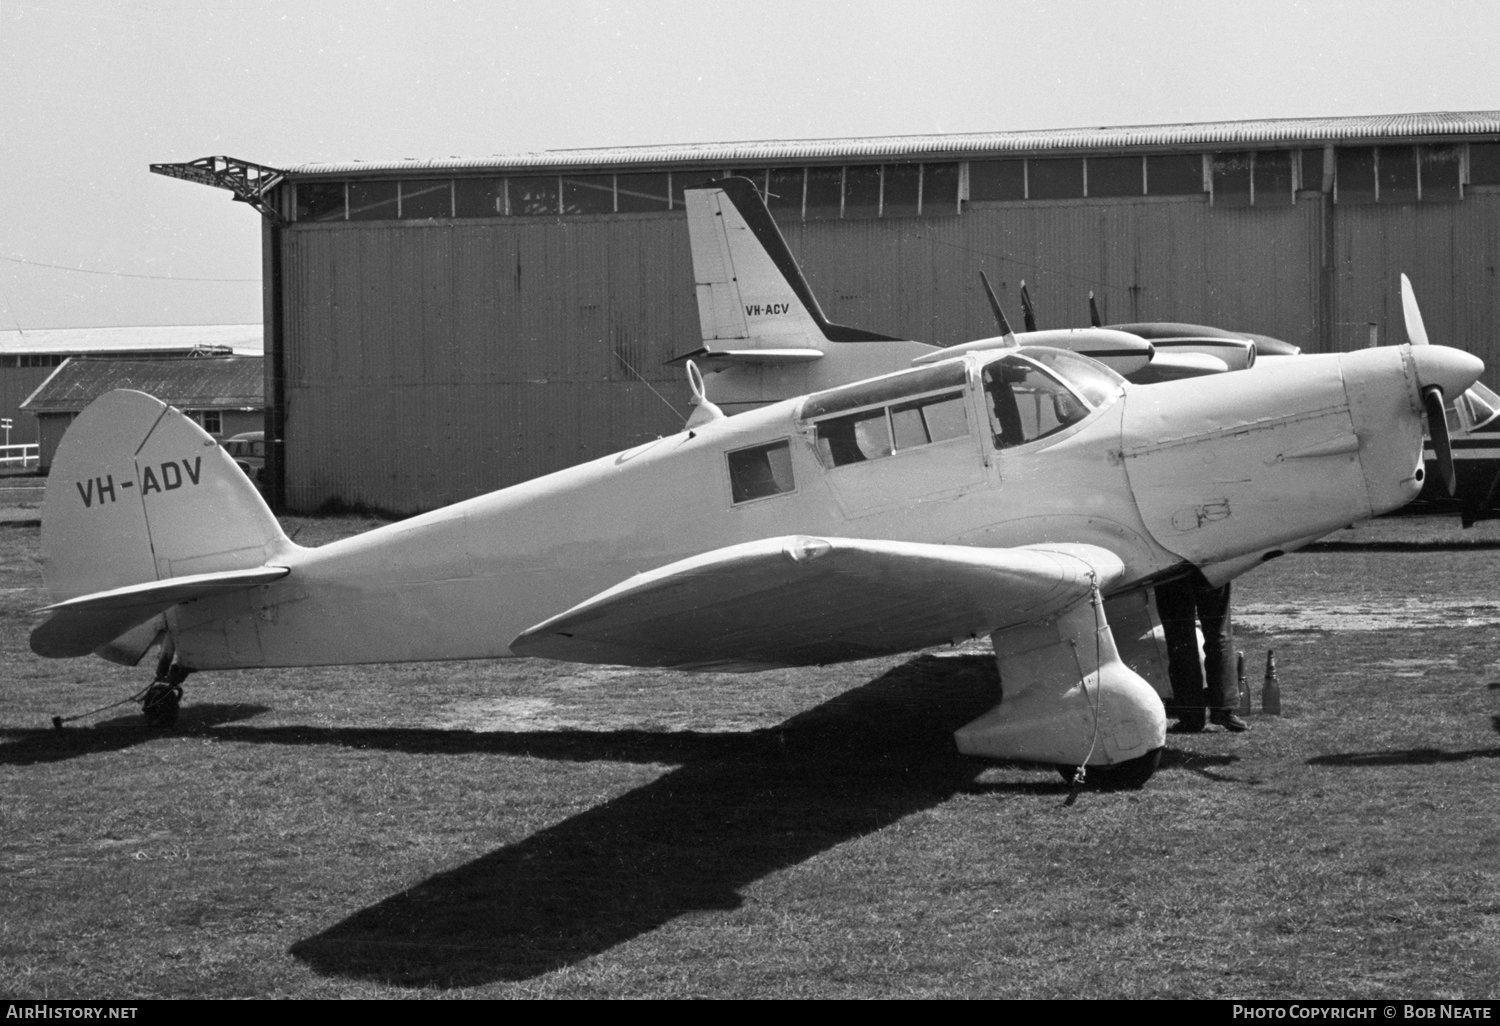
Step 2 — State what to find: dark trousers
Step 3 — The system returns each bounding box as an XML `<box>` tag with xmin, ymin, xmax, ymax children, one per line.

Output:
<box><xmin>1155</xmin><ymin>578</ymin><xmax>1236</xmax><ymax>713</ymax></box>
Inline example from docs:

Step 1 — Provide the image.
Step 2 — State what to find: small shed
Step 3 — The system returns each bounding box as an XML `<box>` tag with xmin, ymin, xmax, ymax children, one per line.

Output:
<box><xmin>0</xmin><ymin>324</ymin><xmax>262</xmax><ymax>448</ymax></box>
<box><xmin>22</xmin><ymin>354</ymin><xmax>264</xmax><ymax>471</ymax></box>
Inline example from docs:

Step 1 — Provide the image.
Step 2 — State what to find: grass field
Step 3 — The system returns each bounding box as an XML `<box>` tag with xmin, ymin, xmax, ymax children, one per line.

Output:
<box><xmin>1</xmin><ymin>515</ymin><xmax>1498</xmax><ymax>998</ymax></box>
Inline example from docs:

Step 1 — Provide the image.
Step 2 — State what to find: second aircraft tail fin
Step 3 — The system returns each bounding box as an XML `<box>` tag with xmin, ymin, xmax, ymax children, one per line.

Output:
<box><xmin>684</xmin><ymin>177</ymin><xmax>902</xmax><ymax>354</ymax></box>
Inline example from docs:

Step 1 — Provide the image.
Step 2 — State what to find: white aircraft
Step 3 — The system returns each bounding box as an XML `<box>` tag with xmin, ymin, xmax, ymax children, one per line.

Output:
<box><xmin>676</xmin><ymin>177</ymin><xmax>1197</xmax><ymax>409</ymax></box>
<box><xmin>30</xmin><ymin>279</ymin><xmax>1482</xmax><ymax>786</ymax></box>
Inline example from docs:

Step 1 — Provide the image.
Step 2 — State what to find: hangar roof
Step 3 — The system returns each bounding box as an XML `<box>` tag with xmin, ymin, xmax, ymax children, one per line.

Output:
<box><xmin>284</xmin><ymin>111</ymin><xmax>1500</xmax><ymax>176</ymax></box>
<box><xmin>0</xmin><ymin>324</ymin><xmax>263</xmax><ymax>357</ymax></box>
<box><xmin>21</xmin><ymin>355</ymin><xmax>264</xmax><ymax>413</ymax></box>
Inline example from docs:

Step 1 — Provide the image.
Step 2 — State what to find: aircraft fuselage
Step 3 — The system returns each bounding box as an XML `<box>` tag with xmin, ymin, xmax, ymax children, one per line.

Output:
<box><xmin>166</xmin><ymin>344</ymin><xmax>1462</xmax><ymax>671</ymax></box>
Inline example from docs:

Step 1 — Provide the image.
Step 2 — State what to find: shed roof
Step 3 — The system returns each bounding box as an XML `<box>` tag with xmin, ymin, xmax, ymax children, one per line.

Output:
<box><xmin>284</xmin><ymin>110</ymin><xmax>1500</xmax><ymax>177</ymax></box>
<box><xmin>21</xmin><ymin>355</ymin><xmax>264</xmax><ymax>413</ymax></box>
<box><xmin>0</xmin><ymin>324</ymin><xmax>263</xmax><ymax>357</ymax></box>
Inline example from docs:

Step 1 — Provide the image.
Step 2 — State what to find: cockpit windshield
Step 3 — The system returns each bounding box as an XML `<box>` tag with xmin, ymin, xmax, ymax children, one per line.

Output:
<box><xmin>1462</xmin><ymin>381</ymin><xmax>1500</xmax><ymax>430</ymax></box>
<box><xmin>980</xmin><ymin>348</ymin><xmax>1123</xmax><ymax>450</ymax></box>
<box><xmin>1017</xmin><ymin>347</ymin><xmax>1128</xmax><ymax>407</ymax></box>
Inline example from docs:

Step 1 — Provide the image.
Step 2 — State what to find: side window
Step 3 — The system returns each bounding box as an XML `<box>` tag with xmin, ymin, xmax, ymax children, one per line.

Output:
<box><xmin>983</xmin><ymin>358</ymin><xmax>1089</xmax><ymax>450</ymax></box>
<box><xmin>890</xmin><ymin>392</ymin><xmax>968</xmax><ymax>448</ymax></box>
<box><xmin>728</xmin><ymin>440</ymin><xmax>795</xmax><ymax>503</ymax></box>
<box><xmin>816</xmin><ymin>410</ymin><xmax>891</xmax><ymax>466</ymax></box>
<box><xmin>813</xmin><ymin>389</ymin><xmax>971</xmax><ymax>468</ymax></box>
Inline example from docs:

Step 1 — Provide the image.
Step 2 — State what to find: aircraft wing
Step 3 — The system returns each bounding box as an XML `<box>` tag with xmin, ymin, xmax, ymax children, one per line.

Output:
<box><xmin>511</xmin><ymin>537</ymin><xmax>1124</xmax><ymax>670</ymax></box>
<box><xmin>31</xmin><ymin>566</ymin><xmax>290</xmax><ymax>658</ymax></box>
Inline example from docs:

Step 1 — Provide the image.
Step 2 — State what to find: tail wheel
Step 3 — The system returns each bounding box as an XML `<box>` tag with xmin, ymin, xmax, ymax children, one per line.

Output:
<box><xmin>141</xmin><ymin>681</ymin><xmax>183</xmax><ymax>727</ymax></box>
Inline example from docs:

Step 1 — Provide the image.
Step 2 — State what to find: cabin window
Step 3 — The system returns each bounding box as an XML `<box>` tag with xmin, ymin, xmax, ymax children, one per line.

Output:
<box><xmin>816</xmin><ymin>409</ymin><xmax>892</xmax><ymax>466</ymax></box>
<box><xmin>811</xmin><ymin>382</ymin><xmax>971</xmax><ymax>468</ymax></box>
<box><xmin>728</xmin><ymin>440</ymin><xmax>795</xmax><ymax>503</ymax></box>
<box><xmin>891</xmin><ymin>392</ymin><xmax>969</xmax><ymax>448</ymax></box>
<box><xmin>802</xmin><ymin>362</ymin><xmax>968</xmax><ymax>421</ymax></box>
<box><xmin>983</xmin><ymin>356</ymin><xmax>1090</xmax><ymax>450</ymax></box>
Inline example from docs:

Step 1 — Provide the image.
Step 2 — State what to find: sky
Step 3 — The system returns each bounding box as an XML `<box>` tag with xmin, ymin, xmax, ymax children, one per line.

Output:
<box><xmin>1</xmin><ymin>0</ymin><xmax>1497</xmax><ymax>329</ymax></box>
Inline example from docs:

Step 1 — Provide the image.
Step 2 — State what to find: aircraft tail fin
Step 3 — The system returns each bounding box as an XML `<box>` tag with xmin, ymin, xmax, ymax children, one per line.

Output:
<box><xmin>35</xmin><ymin>389</ymin><xmax>294</xmax><ymax>660</ymax></box>
<box><xmin>684</xmin><ymin>177</ymin><xmax>901</xmax><ymax>355</ymax></box>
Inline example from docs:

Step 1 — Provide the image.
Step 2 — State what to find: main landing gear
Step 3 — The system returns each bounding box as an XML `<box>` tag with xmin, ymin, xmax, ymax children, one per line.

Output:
<box><xmin>1056</xmin><ymin>747</ymin><xmax>1163</xmax><ymax>790</ymax></box>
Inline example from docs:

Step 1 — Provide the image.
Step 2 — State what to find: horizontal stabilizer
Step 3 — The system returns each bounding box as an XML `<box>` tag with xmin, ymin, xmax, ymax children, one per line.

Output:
<box><xmin>31</xmin><ymin>566</ymin><xmax>288</xmax><ymax>658</ymax></box>
<box><xmin>512</xmin><ymin>537</ymin><xmax>1124</xmax><ymax>670</ymax></box>
<box><xmin>666</xmin><ymin>347</ymin><xmax>825</xmax><ymax>366</ymax></box>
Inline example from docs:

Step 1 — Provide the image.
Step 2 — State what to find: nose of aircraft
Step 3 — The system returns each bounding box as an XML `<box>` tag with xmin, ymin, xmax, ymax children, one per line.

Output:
<box><xmin>1409</xmin><ymin>345</ymin><xmax>1484</xmax><ymax>397</ymax></box>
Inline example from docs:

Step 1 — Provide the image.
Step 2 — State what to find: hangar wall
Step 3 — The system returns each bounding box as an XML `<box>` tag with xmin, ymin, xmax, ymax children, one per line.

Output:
<box><xmin>281</xmin><ymin>215</ymin><xmax>698</xmax><ymax>512</ymax></box>
<box><xmin>277</xmin><ymin>194</ymin><xmax>1346</xmax><ymax>514</ymax></box>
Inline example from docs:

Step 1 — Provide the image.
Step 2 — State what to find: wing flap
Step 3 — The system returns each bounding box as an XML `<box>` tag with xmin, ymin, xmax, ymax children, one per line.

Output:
<box><xmin>31</xmin><ymin>566</ymin><xmax>289</xmax><ymax>658</ymax></box>
<box><xmin>511</xmin><ymin>537</ymin><xmax>1124</xmax><ymax>669</ymax></box>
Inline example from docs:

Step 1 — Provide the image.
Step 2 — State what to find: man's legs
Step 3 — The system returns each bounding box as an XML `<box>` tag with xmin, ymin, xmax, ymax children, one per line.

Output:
<box><xmin>1195</xmin><ymin>580</ymin><xmax>1249</xmax><ymax>732</ymax></box>
<box><xmin>1154</xmin><ymin>580</ymin><xmax>1206</xmax><ymax>728</ymax></box>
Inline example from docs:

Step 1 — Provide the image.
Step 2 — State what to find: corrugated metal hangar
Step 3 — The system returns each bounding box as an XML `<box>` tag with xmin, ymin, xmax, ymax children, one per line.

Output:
<box><xmin>154</xmin><ymin>111</ymin><xmax>1500</xmax><ymax>514</ymax></box>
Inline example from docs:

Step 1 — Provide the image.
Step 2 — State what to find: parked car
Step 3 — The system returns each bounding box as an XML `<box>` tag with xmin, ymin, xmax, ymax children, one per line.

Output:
<box><xmin>221</xmin><ymin>431</ymin><xmax>266</xmax><ymax>487</ymax></box>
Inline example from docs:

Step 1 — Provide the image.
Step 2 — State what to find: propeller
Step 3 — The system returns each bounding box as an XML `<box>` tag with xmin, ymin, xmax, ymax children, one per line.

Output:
<box><xmin>1020</xmin><ymin>280</ymin><xmax>1038</xmax><ymax>333</ymax></box>
<box><xmin>1402</xmin><ymin>274</ymin><xmax>1456</xmax><ymax>496</ymax></box>
<box><xmin>1423</xmin><ymin>385</ymin><xmax>1457</xmax><ymax>496</ymax></box>
<box><xmin>1088</xmin><ymin>291</ymin><xmax>1102</xmax><ymax>328</ymax></box>
<box><xmin>978</xmin><ymin>271</ymin><xmax>1015</xmax><ymax>338</ymax></box>
<box><xmin>1401</xmin><ymin>273</ymin><xmax>1430</xmax><ymax>347</ymax></box>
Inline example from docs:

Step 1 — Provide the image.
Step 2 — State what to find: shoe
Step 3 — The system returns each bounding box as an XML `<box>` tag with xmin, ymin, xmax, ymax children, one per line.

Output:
<box><xmin>1210</xmin><ymin>710</ymin><xmax>1250</xmax><ymax>732</ymax></box>
<box><xmin>1170</xmin><ymin>713</ymin><xmax>1205</xmax><ymax>734</ymax></box>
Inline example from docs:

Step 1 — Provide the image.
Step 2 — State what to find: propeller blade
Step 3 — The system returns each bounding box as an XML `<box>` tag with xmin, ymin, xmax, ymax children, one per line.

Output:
<box><xmin>1422</xmin><ymin>385</ymin><xmax>1456</xmax><ymax>496</ymax></box>
<box><xmin>1401</xmin><ymin>273</ymin><xmax>1430</xmax><ymax>346</ymax></box>
<box><xmin>978</xmin><ymin>272</ymin><xmax>1014</xmax><ymax>337</ymax></box>
<box><xmin>1088</xmin><ymin>291</ymin><xmax>1101</xmax><ymax>328</ymax></box>
<box><xmin>1020</xmin><ymin>280</ymin><xmax>1037</xmax><ymax>333</ymax></box>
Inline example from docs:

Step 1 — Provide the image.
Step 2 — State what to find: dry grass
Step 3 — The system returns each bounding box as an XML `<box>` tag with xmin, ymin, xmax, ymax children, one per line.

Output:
<box><xmin>0</xmin><ymin>516</ymin><xmax>1497</xmax><ymax>998</ymax></box>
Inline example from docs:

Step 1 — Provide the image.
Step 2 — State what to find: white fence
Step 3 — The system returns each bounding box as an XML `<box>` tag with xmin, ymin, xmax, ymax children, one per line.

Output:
<box><xmin>0</xmin><ymin>444</ymin><xmax>39</xmax><ymax>467</ymax></box>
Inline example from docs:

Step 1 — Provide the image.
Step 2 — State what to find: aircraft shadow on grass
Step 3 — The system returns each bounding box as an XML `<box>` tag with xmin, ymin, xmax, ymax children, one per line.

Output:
<box><xmin>1305</xmin><ymin>715</ymin><xmax>1500</xmax><ymax>768</ymax></box>
<box><xmin>284</xmin><ymin>655</ymin><xmax>1029</xmax><ymax>987</ymax></box>
<box><xmin>3</xmin><ymin>655</ymin><xmax>1231</xmax><ymax>988</ymax></box>
<box><xmin>0</xmin><ymin>703</ymin><xmax>270</xmax><ymax>765</ymax></box>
